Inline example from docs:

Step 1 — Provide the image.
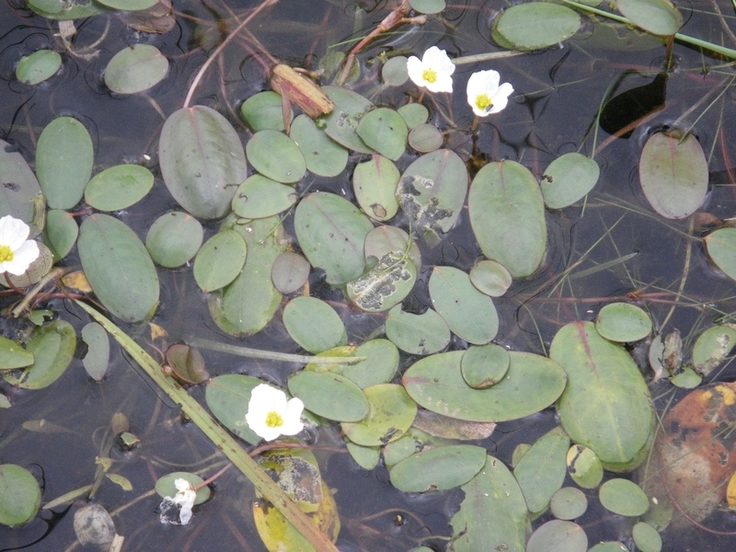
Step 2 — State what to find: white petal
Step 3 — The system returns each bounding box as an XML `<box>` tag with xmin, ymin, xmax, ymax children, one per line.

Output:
<box><xmin>252</xmin><ymin>383</ymin><xmax>288</xmax><ymax>412</ymax></box>
<box><xmin>406</xmin><ymin>56</ymin><xmax>426</xmax><ymax>87</ymax></box>
<box><xmin>3</xmin><ymin>240</ymin><xmax>39</xmax><ymax>275</ymax></box>
<box><xmin>488</xmin><ymin>82</ymin><xmax>514</xmax><ymax>114</ymax></box>
<box><xmin>0</xmin><ymin>215</ymin><xmax>30</xmax><ymax>251</ymax></box>
<box><xmin>427</xmin><ymin>73</ymin><xmax>454</xmax><ymax>93</ymax></box>
<box><xmin>421</xmin><ymin>46</ymin><xmax>444</xmax><ymax>65</ymax></box>
<box><xmin>279</xmin><ymin>398</ymin><xmax>305</xmax><ymax>436</ymax></box>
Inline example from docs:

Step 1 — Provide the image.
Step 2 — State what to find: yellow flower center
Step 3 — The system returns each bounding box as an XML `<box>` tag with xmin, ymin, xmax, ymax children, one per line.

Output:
<box><xmin>0</xmin><ymin>245</ymin><xmax>13</xmax><ymax>263</ymax></box>
<box><xmin>475</xmin><ymin>94</ymin><xmax>492</xmax><ymax>112</ymax></box>
<box><xmin>265</xmin><ymin>411</ymin><xmax>284</xmax><ymax>428</ymax></box>
<box><xmin>422</xmin><ymin>69</ymin><xmax>437</xmax><ymax>84</ymax></box>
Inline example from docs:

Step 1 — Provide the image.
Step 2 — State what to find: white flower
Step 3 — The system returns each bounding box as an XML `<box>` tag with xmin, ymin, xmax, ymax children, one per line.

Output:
<box><xmin>0</xmin><ymin>215</ymin><xmax>39</xmax><ymax>275</ymax></box>
<box><xmin>245</xmin><ymin>383</ymin><xmax>304</xmax><ymax>442</ymax></box>
<box><xmin>466</xmin><ymin>70</ymin><xmax>514</xmax><ymax>116</ymax></box>
<box><xmin>160</xmin><ymin>478</ymin><xmax>196</xmax><ymax>525</ymax></box>
<box><xmin>406</xmin><ymin>46</ymin><xmax>455</xmax><ymax>93</ymax></box>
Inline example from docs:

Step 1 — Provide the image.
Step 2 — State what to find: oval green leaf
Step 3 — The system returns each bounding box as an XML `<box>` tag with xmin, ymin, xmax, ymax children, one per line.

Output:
<box><xmin>145</xmin><ymin>211</ymin><xmax>203</xmax><ymax>268</ymax></box>
<box><xmin>493</xmin><ymin>3</ymin><xmax>581</xmax><ymax>51</ymax></box>
<box><xmin>154</xmin><ymin>472</ymin><xmax>210</xmax><ymax>505</ymax></box>
<box><xmin>81</xmin><ymin>322</ymin><xmax>109</xmax><ymax>382</ymax></box>
<box><xmin>45</xmin><ymin>210</ymin><xmax>78</xmax><ymax>261</ymax></box>
<box><xmin>0</xmin><ymin>139</ymin><xmax>44</xmax><ymax>237</ymax></box>
<box><xmin>0</xmin><ymin>464</ymin><xmax>41</xmax><ymax>527</ymax></box>
<box><xmin>398</xmin><ymin>103</ymin><xmax>428</xmax><ymax>129</ymax></box>
<box><xmin>105</xmin><ymin>44</ymin><xmax>168</xmax><ymax>94</ymax></box>
<box><xmin>322</xmin><ymin>85</ymin><xmax>375</xmax><ymax>153</ymax></box>
<box><xmin>290</xmin><ymin>114</ymin><xmax>348</xmax><ymax>178</ymax></box>
<box><xmin>389</xmin><ymin>445</ymin><xmax>486</xmax><ymax>493</ymax></box>
<box><xmin>598</xmin><ymin>478</ymin><xmax>649</xmax><ymax>516</ymax></box>
<box><xmin>550</xmin><ymin>487</ymin><xmax>588</xmax><ymax>520</ymax></box>
<box><xmin>240</xmin><ymin>91</ymin><xmax>291</xmax><ymax>132</ymax></box>
<box><xmin>16</xmin><ymin>50</ymin><xmax>61</xmax><ymax>85</ymax></box>
<box><xmin>595</xmin><ymin>302</ymin><xmax>652</xmax><ymax>342</ymax></box>
<box><xmin>526</xmin><ymin>520</ymin><xmax>587</xmax><ymax>552</ymax></box>
<box><xmin>461</xmin><ymin>344</ymin><xmax>509</xmax><ymax>389</ymax></box>
<box><xmin>566</xmin><ymin>444</ymin><xmax>604</xmax><ymax>489</ymax></box>
<box><xmin>469</xmin><ymin>259</ymin><xmax>512</xmax><ymax>297</ymax></box>
<box><xmin>0</xmin><ymin>337</ymin><xmax>33</xmax><ymax>370</ymax></box>
<box><xmin>691</xmin><ymin>324</ymin><xmax>736</xmax><ymax>376</ymax></box>
<box><xmin>4</xmin><ymin>320</ymin><xmax>75</xmax><ymax>390</ymax></box>
<box><xmin>408</xmin><ymin>123</ymin><xmax>443</xmax><ymax>153</ymax></box>
<box><xmin>341</xmin><ymin>384</ymin><xmax>417</xmax><ymax>446</ymax></box>
<box><xmin>356</xmin><ymin>107</ymin><xmax>407</xmax><ymax>162</ymax></box>
<box><xmin>283</xmin><ymin>296</ymin><xmax>346</xmax><ymax>354</ymax></box>
<box><xmin>705</xmin><ymin>227</ymin><xmax>736</xmax><ymax>281</ymax></box>
<box><xmin>632</xmin><ymin>521</ymin><xmax>662</xmax><ymax>552</ymax></box>
<box><xmin>193</xmin><ymin>229</ymin><xmax>247</xmax><ymax>293</ymax></box>
<box><xmin>288</xmin><ymin>371</ymin><xmax>369</xmax><ymax>422</ymax></box>
<box><xmin>231</xmin><ymin>175</ymin><xmax>297</xmax><ymax>219</ymax></box>
<box><xmin>353</xmin><ymin>154</ymin><xmax>400</xmax><ymax>222</ymax></box>
<box><xmin>271</xmin><ymin>251</ymin><xmax>310</xmax><ymax>295</ymax></box>
<box><xmin>385</xmin><ymin>305</ymin><xmax>450</xmax><ymax>355</ymax></box>
<box><xmin>205</xmin><ymin>374</ymin><xmax>267</xmax><ymax>445</ymax></box>
<box><xmin>246</xmin><ymin>130</ymin><xmax>306</xmax><ymax>184</ymax></box>
<box><xmin>541</xmin><ymin>153</ymin><xmax>599</xmax><ymax>209</ymax></box>
<box><xmin>85</xmin><ymin>164</ymin><xmax>154</xmax><ymax>211</ymax></box>
<box><xmin>617</xmin><ymin>0</ymin><xmax>682</xmax><ymax>36</ymax></box>
<box><xmin>347</xmin><ymin>251</ymin><xmax>417</xmax><ymax>313</ymax></box>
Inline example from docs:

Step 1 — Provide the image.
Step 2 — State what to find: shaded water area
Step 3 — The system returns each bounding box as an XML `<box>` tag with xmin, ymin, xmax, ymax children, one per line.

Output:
<box><xmin>2</xmin><ymin>0</ymin><xmax>736</xmax><ymax>550</ymax></box>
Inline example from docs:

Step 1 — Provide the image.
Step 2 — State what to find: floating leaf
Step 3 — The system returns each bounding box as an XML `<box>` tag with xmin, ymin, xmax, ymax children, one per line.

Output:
<box><xmin>469</xmin><ymin>259</ymin><xmax>512</xmax><ymax>297</ymax></box>
<box><xmin>345</xmin><ymin>441</ymin><xmax>380</xmax><ymax>470</ymax></box>
<box><xmin>449</xmin><ymin>455</ymin><xmax>530</xmax><ymax>551</ymax></box>
<box><xmin>691</xmin><ymin>324</ymin><xmax>736</xmax><ymax>376</ymax></box>
<box><xmin>78</xmin><ymin>214</ymin><xmax>160</xmax><ymax>323</ymax></box>
<box><xmin>271</xmin><ymin>252</ymin><xmax>310</xmax><ymax>295</ymax></box>
<box><xmin>595</xmin><ymin>302</ymin><xmax>651</xmax><ymax>342</ymax></box>
<box><xmin>413</xmin><ymin>409</ymin><xmax>496</xmax><ymax>441</ymax></box>
<box><xmin>240</xmin><ymin>91</ymin><xmax>292</xmax><ymax>132</ymax></box>
<box><xmin>0</xmin><ymin>337</ymin><xmax>33</xmax><ymax>370</ymax></box>
<box><xmin>705</xmin><ymin>227</ymin><xmax>736</xmax><ymax>281</ymax></box>
<box><xmin>566</xmin><ymin>445</ymin><xmax>603</xmax><ymax>489</ymax></box>
<box><xmin>356</xmin><ymin>107</ymin><xmax>407</xmax><ymax>161</ymax></box>
<box><xmin>97</xmin><ymin>0</ymin><xmax>156</xmax><ymax>10</ymax></box>
<box><xmin>346</xmin><ymin>251</ymin><xmax>417</xmax><ymax>313</ymax></box>
<box><xmin>0</xmin><ymin>464</ymin><xmax>41</xmax><ymax>527</ymax></box>
<box><xmin>16</xmin><ymin>50</ymin><xmax>61</xmax><ymax>85</ymax></box>
<box><xmin>145</xmin><ymin>211</ymin><xmax>203</xmax><ymax>268</ymax></box>
<box><xmin>429</xmin><ymin>266</ymin><xmax>498</xmax><ymax>344</ymax></box>
<box><xmin>283</xmin><ymin>296</ymin><xmax>346</xmax><ymax>354</ymax></box>
<box><xmin>246</xmin><ymin>130</ymin><xmax>306</xmax><ymax>184</ymax></box>
<box><xmin>492</xmin><ymin>3</ymin><xmax>581</xmax><ymax>51</ymax></box>
<box><xmin>231</xmin><ymin>175</ymin><xmax>297</xmax><ymax>219</ymax></box>
<box><xmin>340</xmin><ymin>339</ymin><xmax>399</xmax><ymax>388</ymax></box>
<box><xmin>3</xmin><ymin>320</ymin><xmax>75</xmax><ymax>390</ymax></box>
<box><xmin>353</xmin><ymin>154</ymin><xmax>400</xmax><ymax>222</ymax></box>
<box><xmin>381</xmin><ymin>56</ymin><xmax>409</xmax><ymax>86</ymax></box>
<box><xmin>541</xmin><ymin>153</ymin><xmax>599</xmax><ymax>209</ymax></box>
<box><xmin>193</xmin><ymin>230</ymin><xmax>247</xmax><ymax>293</ymax></box>
<box><xmin>81</xmin><ymin>322</ymin><xmax>109</xmax><ymax>382</ymax></box>
<box><xmin>403</xmin><ymin>351</ymin><xmax>566</xmax><ymax>422</ymax></box>
<box><xmin>408</xmin><ymin>123</ymin><xmax>443</xmax><ymax>153</ymax></box>
<box><xmin>159</xmin><ymin>105</ymin><xmax>247</xmax><ymax>220</ymax></box>
<box><xmin>290</xmin><ymin>114</ymin><xmax>348</xmax><ymax>178</ymax></box>
<box><xmin>205</xmin><ymin>374</ymin><xmax>266</xmax><ymax>445</ymax></box>
<box><xmin>0</xmin><ymin>139</ymin><xmax>44</xmax><ymax>236</ymax></box>
<box><xmin>616</xmin><ymin>0</ymin><xmax>682</xmax><ymax>36</ymax></box>
<box><xmin>0</xmin><ymin>242</ymin><xmax>53</xmax><ymax>289</ymax></box>
<box><xmin>322</xmin><ymin>85</ymin><xmax>374</xmax><ymax>153</ymax></box>
<box><xmin>409</xmin><ymin>0</ymin><xmax>446</xmax><ymax>15</ymax></box>
<box><xmin>632</xmin><ymin>521</ymin><xmax>662</xmax><ymax>552</ymax></box>
<box><xmin>385</xmin><ymin>305</ymin><xmax>450</xmax><ymax>355</ymax></box>
<box><xmin>105</xmin><ymin>44</ymin><xmax>168</xmax><ymax>94</ymax></box>
<box><xmin>341</xmin><ymin>384</ymin><xmax>417</xmax><ymax>446</ymax></box>
<box><xmin>288</xmin><ymin>371</ymin><xmax>369</xmax><ymax>422</ymax></box>
<box><xmin>639</xmin><ymin>131</ymin><xmax>707</xmax><ymax>219</ymax></box>
<box><xmin>364</xmin><ymin>225</ymin><xmax>421</xmax><ymax>269</ymax></box>
<box><xmin>165</xmin><ymin>344</ymin><xmax>209</xmax><ymax>384</ymax></box>
<box><xmin>398</xmin><ymin>103</ymin><xmax>429</xmax><ymax>129</ymax></box>
<box><xmin>469</xmin><ymin>160</ymin><xmax>547</xmax><ymax>278</ymax></box>
<box><xmin>44</xmin><ymin>210</ymin><xmax>78</xmax><ymax>261</ymax></box>
<box><xmin>397</xmin><ymin>149</ymin><xmax>467</xmax><ymax>238</ymax></box>
<box><xmin>294</xmin><ymin>192</ymin><xmax>374</xmax><ymax>285</ymax></box>
<box><xmin>390</xmin><ymin>445</ymin><xmax>486</xmax><ymax>493</ymax></box>
<box><xmin>27</xmin><ymin>0</ymin><xmax>108</xmax><ymax>19</ymax></box>
<box><xmin>36</xmin><ymin>116</ymin><xmax>93</xmax><ymax>210</ymax></box>
<box><xmin>85</xmin><ymin>164</ymin><xmax>154</xmax><ymax>211</ymax></box>
<box><xmin>526</xmin><ymin>520</ymin><xmax>587</xmax><ymax>552</ymax></box>
<box><xmin>598</xmin><ymin>478</ymin><xmax>649</xmax><ymax>517</ymax></box>
<box><xmin>551</xmin><ymin>322</ymin><xmax>653</xmax><ymax>470</ymax></box>
<box><xmin>550</xmin><ymin>487</ymin><xmax>588</xmax><ymax>520</ymax></box>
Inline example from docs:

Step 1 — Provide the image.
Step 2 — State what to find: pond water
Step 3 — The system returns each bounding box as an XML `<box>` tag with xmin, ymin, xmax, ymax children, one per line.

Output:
<box><xmin>2</xmin><ymin>0</ymin><xmax>736</xmax><ymax>551</ymax></box>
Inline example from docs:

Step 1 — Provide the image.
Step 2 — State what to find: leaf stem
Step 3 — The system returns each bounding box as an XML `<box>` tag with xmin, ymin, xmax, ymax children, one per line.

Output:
<box><xmin>187</xmin><ymin>337</ymin><xmax>366</xmax><ymax>364</ymax></box>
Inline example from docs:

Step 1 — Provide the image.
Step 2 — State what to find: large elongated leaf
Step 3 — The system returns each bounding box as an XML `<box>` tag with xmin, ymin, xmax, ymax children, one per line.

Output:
<box><xmin>0</xmin><ymin>139</ymin><xmax>44</xmax><ymax>237</ymax></box>
<box><xmin>469</xmin><ymin>160</ymin><xmax>547</xmax><ymax>278</ymax></box>
<box><xmin>78</xmin><ymin>214</ymin><xmax>159</xmax><ymax>322</ymax></box>
<box><xmin>159</xmin><ymin>106</ymin><xmax>247</xmax><ymax>220</ymax></box>
<box><xmin>550</xmin><ymin>322</ymin><xmax>654</xmax><ymax>471</ymax></box>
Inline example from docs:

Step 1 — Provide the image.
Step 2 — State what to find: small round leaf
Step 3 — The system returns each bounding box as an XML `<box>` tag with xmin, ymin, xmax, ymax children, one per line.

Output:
<box><xmin>16</xmin><ymin>50</ymin><xmax>61</xmax><ymax>85</ymax></box>
<box><xmin>85</xmin><ymin>164</ymin><xmax>154</xmax><ymax>211</ymax></box>
<box><xmin>595</xmin><ymin>302</ymin><xmax>651</xmax><ymax>342</ymax></box>
<box><xmin>105</xmin><ymin>44</ymin><xmax>168</xmax><ymax>94</ymax></box>
<box><xmin>246</xmin><ymin>130</ymin><xmax>306</xmax><ymax>184</ymax></box>
<box><xmin>0</xmin><ymin>464</ymin><xmax>40</xmax><ymax>526</ymax></box>
<box><xmin>145</xmin><ymin>211</ymin><xmax>203</xmax><ymax>268</ymax></box>
<box><xmin>283</xmin><ymin>296</ymin><xmax>346</xmax><ymax>354</ymax></box>
<box><xmin>598</xmin><ymin>478</ymin><xmax>650</xmax><ymax>517</ymax></box>
<box><xmin>193</xmin><ymin>230</ymin><xmax>247</xmax><ymax>293</ymax></box>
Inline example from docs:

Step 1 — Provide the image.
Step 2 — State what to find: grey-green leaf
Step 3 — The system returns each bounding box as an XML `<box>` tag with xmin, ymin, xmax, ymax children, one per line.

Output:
<box><xmin>389</xmin><ymin>445</ymin><xmax>486</xmax><ymax>493</ymax></box>
<box><xmin>0</xmin><ymin>139</ymin><xmax>44</xmax><ymax>237</ymax></box>
<box><xmin>526</xmin><ymin>520</ymin><xmax>587</xmax><ymax>552</ymax></box>
<box><xmin>705</xmin><ymin>227</ymin><xmax>736</xmax><ymax>281</ymax></box>
<box><xmin>356</xmin><ymin>107</ymin><xmax>407</xmax><ymax>161</ymax></box>
<box><xmin>290</xmin><ymin>114</ymin><xmax>348</xmax><ymax>178</ymax></box>
<box><xmin>246</xmin><ymin>130</ymin><xmax>306</xmax><ymax>184</ymax></box>
<box><xmin>240</xmin><ymin>91</ymin><xmax>291</xmax><ymax>132</ymax></box>
<box><xmin>353</xmin><ymin>154</ymin><xmax>400</xmax><ymax>222</ymax></box>
<box><xmin>145</xmin><ymin>211</ymin><xmax>203</xmax><ymax>268</ymax></box>
<box><xmin>104</xmin><ymin>44</ymin><xmax>168</xmax><ymax>94</ymax></box>
<box><xmin>283</xmin><ymin>296</ymin><xmax>346</xmax><ymax>354</ymax></box>
<box><xmin>81</xmin><ymin>322</ymin><xmax>109</xmax><ymax>382</ymax></box>
<box><xmin>193</xmin><ymin>230</ymin><xmax>247</xmax><ymax>293</ymax></box>
<box><xmin>0</xmin><ymin>464</ymin><xmax>41</xmax><ymax>527</ymax></box>
<box><xmin>385</xmin><ymin>305</ymin><xmax>450</xmax><ymax>355</ymax></box>
<box><xmin>44</xmin><ymin>210</ymin><xmax>78</xmax><ymax>261</ymax></box>
<box><xmin>16</xmin><ymin>50</ymin><xmax>61</xmax><ymax>85</ymax></box>
<box><xmin>616</xmin><ymin>0</ymin><xmax>682</xmax><ymax>36</ymax></box>
<box><xmin>492</xmin><ymin>3</ymin><xmax>581</xmax><ymax>51</ymax></box>
<box><xmin>541</xmin><ymin>153</ymin><xmax>599</xmax><ymax>209</ymax></box>
<box><xmin>205</xmin><ymin>374</ymin><xmax>265</xmax><ymax>445</ymax></box>
<box><xmin>288</xmin><ymin>371</ymin><xmax>369</xmax><ymax>422</ymax></box>
<box><xmin>84</xmin><ymin>164</ymin><xmax>154</xmax><ymax>211</ymax></box>
<box><xmin>598</xmin><ymin>478</ymin><xmax>649</xmax><ymax>516</ymax></box>
<box><xmin>513</xmin><ymin>427</ymin><xmax>570</xmax><ymax>514</ymax></box>
<box><xmin>4</xmin><ymin>320</ymin><xmax>75</xmax><ymax>390</ymax></box>
<box><xmin>231</xmin><ymin>175</ymin><xmax>297</xmax><ymax>219</ymax></box>
<box><xmin>0</xmin><ymin>337</ymin><xmax>33</xmax><ymax>370</ymax></box>
<box><xmin>595</xmin><ymin>302</ymin><xmax>652</xmax><ymax>343</ymax></box>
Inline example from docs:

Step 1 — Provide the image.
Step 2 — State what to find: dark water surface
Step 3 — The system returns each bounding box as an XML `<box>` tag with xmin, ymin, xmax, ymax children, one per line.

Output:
<box><xmin>2</xmin><ymin>1</ymin><xmax>736</xmax><ymax>550</ymax></box>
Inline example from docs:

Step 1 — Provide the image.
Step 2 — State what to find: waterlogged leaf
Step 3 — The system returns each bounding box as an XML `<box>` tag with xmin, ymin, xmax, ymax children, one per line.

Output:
<box><xmin>410</xmin><ymin>0</ymin><xmax>445</xmax><ymax>15</ymax></box>
<box><xmin>44</xmin><ymin>210</ymin><xmax>78</xmax><ymax>261</ymax></box>
<box><xmin>492</xmin><ymin>3</ymin><xmax>581</xmax><ymax>51</ymax></box>
<box><xmin>599</xmin><ymin>478</ymin><xmax>649</xmax><ymax>516</ymax></box>
<box><xmin>294</xmin><ymin>192</ymin><xmax>374</xmax><ymax>285</ymax></box>
<box><xmin>105</xmin><ymin>44</ymin><xmax>168</xmax><ymax>94</ymax></box>
<box><xmin>364</xmin><ymin>225</ymin><xmax>421</xmax><ymax>269</ymax></box>
<box><xmin>0</xmin><ymin>464</ymin><xmax>41</xmax><ymax>527</ymax></box>
<box><xmin>81</xmin><ymin>322</ymin><xmax>109</xmax><ymax>382</ymax></box>
<box><xmin>4</xmin><ymin>320</ymin><xmax>75</xmax><ymax>390</ymax></box>
<box><xmin>288</xmin><ymin>371</ymin><xmax>369</xmax><ymax>422</ymax></box>
<box><xmin>449</xmin><ymin>455</ymin><xmax>529</xmax><ymax>552</ymax></box>
<box><xmin>639</xmin><ymin>131</ymin><xmax>707</xmax><ymax>219</ymax></box>
<box><xmin>165</xmin><ymin>344</ymin><xmax>209</xmax><ymax>384</ymax></box>
<box><xmin>159</xmin><ymin>106</ymin><xmax>247</xmax><ymax>220</ymax></box>
<box><xmin>398</xmin><ymin>103</ymin><xmax>429</xmax><ymax>129</ymax></box>
<box><xmin>541</xmin><ymin>153</ymin><xmax>599</xmax><ymax>209</ymax></box>
<box><xmin>595</xmin><ymin>302</ymin><xmax>652</xmax><ymax>342</ymax></box>
<box><xmin>705</xmin><ymin>227</ymin><xmax>736</xmax><ymax>281</ymax></box>
<box><xmin>413</xmin><ymin>409</ymin><xmax>496</xmax><ymax>441</ymax></box>
<box><xmin>97</xmin><ymin>0</ymin><xmax>156</xmax><ymax>9</ymax></box>
<box><xmin>469</xmin><ymin>259</ymin><xmax>512</xmax><ymax>297</ymax></box>
<box><xmin>193</xmin><ymin>230</ymin><xmax>247</xmax><ymax>293</ymax></box>
<box><xmin>385</xmin><ymin>306</ymin><xmax>450</xmax><ymax>355</ymax></box>
<box><xmin>347</xmin><ymin>252</ymin><xmax>416</xmax><ymax>313</ymax></box>
<box><xmin>526</xmin><ymin>520</ymin><xmax>587</xmax><ymax>552</ymax></box>
<box><xmin>85</xmin><ymin>164</ymin><xmax>154</xmax><ymax>211</ymax></box>
<box><xmin>1</xmin><ymin>242</ymin><xmax>53</xmax><ymax>289</ymax></box>
<box><xmin>36</xmin><ymin>116</ymin><xmax>93</xmax><ymax>210</ymax></box>
<box><xmin>469</xmin><ymin>160</ymin><xmax>547</xmax><ymax>278</ymax></box>
<box><xmin>389</xmin><ymin>445</ymin><xmax>486</xmax><ymax>492</ymax></box>
<box><xmin>403</xmin><ymin>351</ymin><xmax>566</xmax><ymax>422</ymax></box>
<box><xmin>429</xmin><ymin>266</ymin><xmax>498</xmax><ymax>344</ymax></box>
<box><xmin>209</xmin><ymin>216</ymin><xmax>285</xmax><ymax>336</ymax></box>
<box><xmin>205</xmin><ymin>374</ymin><xmax>266</xmax><ymax>445</ymax></box>
<box><xmin>566</xmin><ymin>445</ymin><xmax>603</xmax><ymax>489</ymax></box>
<box><xmin>155</xmin><ymin>472</ymin><xmax>210</xmax><ymax>505</ymax></box>
<box><xmin>692</xmin><ymin>324</ymin><xmax>736</xmax><ymax>376</ymax></box>
<box><xmin>341</xmin><ymin>384</ymin><xmax>417</xmax><ymax>446</ymax></box>
<box><xmin>397</xmin><ymin>149</ymin><xmax>467</xmax><ymax>238</ymax></box>
<box><xmin>290</xmin><ymin>114</ymin><xmax>348</xmax><ymax>178</ymax></box>
<box><xmin>550</xmin><ymin>322</ymin><xmax>654</xmax><ymax>470</ymax></box>
<box><xmin>353</xmin><ymin>154</ymin><xmax>400</xmax><ymax>222</ymax></box>
<box><xmin>240</xmin><ymin>91</ymin><xmax>292</xmax><ymax>132</ymax></box>
<box><xmin>271</xmin><ymin>252</ymin><xmax>310</xmax><ymax>294</ymax></box>
<box><xmin>0</xmin><ymin>337</ymin><xmax>33</xmax><ymax>370</ymax></box>
<box><xmin>231</xmin><ymin>175</ymin><xmax>297</xmax><ymax>219</ymax></box>
<box><xmin>16</xmin><ymin>50</ymin><xmax>61</xmax><ymax>85</ymax></box>
<box><xmin>617</xmin><ymin>0</ymin><xmax>682</xmax><ymax>36</ymax></box>
<box><xmin>0</xmin><ymin>139</ymin><xmax>44</xmax><ymax>236</ymax></box>
<box><xmin>408</xmin><ymin>123</ymin><xmax>443</xmax><ymax>153</ymax></box>
<box><xmin>79</xmin><ymin>214</ymin><xmax>159</xmax><ymax>322</ymax></box>
<box><xmin>550</xmin><ymin>487</ymin><xmax>588</xmax><ymax>520</ymax></box>
<box><xmin>283</xmin><ymin>296</ymin><xmax>346</xmax><ymax>354</ymax></box>
<box><xmin>632</xmin><ymin>522</ymin><xmax>662</xmax><ymax>552</ymax></box>
<box><xmin>145</xmin><ymin>211</ymin><xmax>203</xmax><ymax>268</ymax></box>
<box><xmin>356</xmin><ymin>108</ymin><xmax>407</xmax><ymax>161</ymax></box>
<box><xmin>246</xmin><ymin>130</ymin><xmax>306</xmax><ymax>184</ymax></box>
<box><xmin>322</xmin><ymin>85</ymin><xmax>374</xmax><ymax>153</ymax></box>
<box><xmin>513</xmin><ymin>427</ymin><xmax>570</xmax><ymax>515</ymax></box>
